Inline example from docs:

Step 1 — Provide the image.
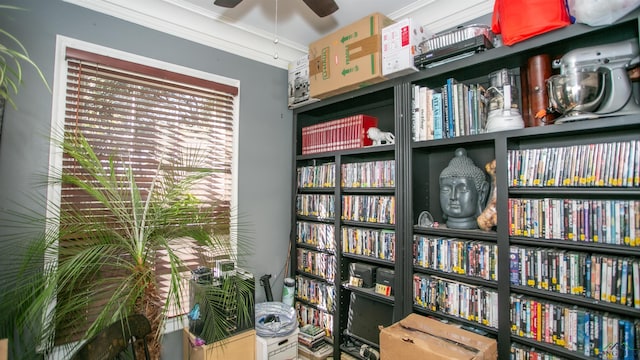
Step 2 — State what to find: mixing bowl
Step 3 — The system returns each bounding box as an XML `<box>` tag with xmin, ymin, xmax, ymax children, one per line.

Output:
<box><xmin>547</xmin><ymin>71</ymin><xmax>606</xmax><ymax>116</ymax></box>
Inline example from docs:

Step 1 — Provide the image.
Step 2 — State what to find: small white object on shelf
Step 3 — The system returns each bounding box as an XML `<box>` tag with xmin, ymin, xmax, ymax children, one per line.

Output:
<box><xmin>367</xmin><ymin>127</ymin><xmax>395</xmax><ymax>146</ymax></box>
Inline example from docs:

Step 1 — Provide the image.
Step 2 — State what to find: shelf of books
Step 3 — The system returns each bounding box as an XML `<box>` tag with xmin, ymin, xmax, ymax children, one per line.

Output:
<box><xmin>294</xmin><ymin>158</ymin><xmax>337</xmax><ymax>355</ymax></box>
<box><xmin>338</xmin><ymin>153</ymin><xmax>397</xmax><ymax>359</ymax></box>
<box><xmin>293</xmin><ymin>79</ymin><xmax>398</xmax><ymax>358</ymax></box>
<box><xmin>411</xmin><ymin>78</ymin><xmax>487</xmax><ymax>142</ymax></box>
<box><xmin>506</xmin><ymin>129</ymin><xmax>640</xmax><ymax>360</ymax></box>
<box><xmin>293</xmin><ymin>144</ymin><xmax>399</xmax><ymax>359</ymax></box>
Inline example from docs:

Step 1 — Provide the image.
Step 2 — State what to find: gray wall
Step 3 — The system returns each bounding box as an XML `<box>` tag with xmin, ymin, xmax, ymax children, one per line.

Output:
<box><xmin>0</xmin><ymin>0</ymin><xmax>293</xmax><ymax>358</ymax></box>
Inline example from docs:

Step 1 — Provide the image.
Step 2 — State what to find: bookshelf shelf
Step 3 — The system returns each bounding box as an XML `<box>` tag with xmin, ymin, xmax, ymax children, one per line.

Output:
<box><xmin>298</xmin><ymin>187</ymin><xmax>335</xmax><ymax>194</ymax></box>
<box><xmin>413</xmin><ymin>225</ymin><xmax>498</xmax><ymax>242</ymax></box>
<box><xmin>296</xmin><ymin>142</ymin><xmax>395</xmax><ymax>161</ymax></box>
<box><xmin>295</xmin><ymin>270</ymin><xmax>334</xmax><ymax>285</ymax></box>
<box><xmin>412</xmin><ymin>306</ymin><xmax>499</xmax><ymax>336</ymax></box>
<box><xmin>342</xmin><ymin>283</ymin><xmax>395</xmax><ymax>305</ymax></box>
<box><xmin>510</xmin><ymin>237</ymin><xmax>640</xmax><ymax>257</ymax></box>
<box><xmin>341</xmin><ymin>187</ymin><xmax>395</xmax><ymax>195</ymax></box>
<box><xmin>342</xmin><ymin>253</ymin><xmax>394</xmax><ymax>267</ymax></box>
<box><xmin>511</xmin><ymin>336</ymin><xmax>595</xmax><ymax>360</ymax></box>
<box><xmin>295</xmin><ymin>242</ymin><xmax>336</xmax><ymax>255</ymax></box>
<box><xmin>508</xmin><ymin>187</ymin><xmax>640</xmax><ymax>197</ymax></box>
<box><xmin>295</xmin><ymin>214</ymin><xmax>334</xmax><ymax>221</ymax></box>
<box><xmin>512</xmin><ymin>285</ymin><xmax>640</xmax><ymax>318</ymax></box>
<box><xmin>340</xmin><ymin>221</ymin><xmax>395</xmax><ymax>230</ymax></box>
<box><xmin>413</xmin><ymin>266</ymin><xmax>498</xmax><ymax>288</ymax></box>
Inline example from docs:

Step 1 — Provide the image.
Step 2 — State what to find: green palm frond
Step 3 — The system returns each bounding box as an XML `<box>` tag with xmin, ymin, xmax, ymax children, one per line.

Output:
<box><xmin>0</xmin><ymin>131</ymin><xmax>253</xmax><ymax>359</ymax></box>
<box><xmin>192</xmin><ymin>275</ymin><xmax>255</xmax><ymax>344</ymax></box>
<box><xmin>0</xmin><ymin>5</ymin><xmax>51</xmax><ymax>108</ymax></box>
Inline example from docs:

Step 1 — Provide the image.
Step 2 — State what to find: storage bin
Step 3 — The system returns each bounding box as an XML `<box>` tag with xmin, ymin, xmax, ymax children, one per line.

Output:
<box><xmin>256</xmin><ymin>327</ymin><xmax>299</xmax><ymax>360</ymax></box>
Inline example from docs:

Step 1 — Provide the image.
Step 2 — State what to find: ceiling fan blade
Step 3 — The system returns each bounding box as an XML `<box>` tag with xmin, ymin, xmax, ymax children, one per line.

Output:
<box><xmin>214</xmin><ymin>0</ymin><xmax>243</xmax><ymax>8</ymax></box>
<box><xmin>302</xmin><ymin>0</ymin><xmax>339</xmax><ymax>17</ymax></box>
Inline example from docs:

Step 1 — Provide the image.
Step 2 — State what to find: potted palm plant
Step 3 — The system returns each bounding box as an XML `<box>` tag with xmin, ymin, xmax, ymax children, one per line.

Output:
<box><xmin>0</xmin><ymin>5</ymin><xmax>49</xmax><ymax>108</ymax></box>
<box><xmin>0</xmin><ymin>132</ymin><xmax>254</xmax><ymax>359</ymax></box>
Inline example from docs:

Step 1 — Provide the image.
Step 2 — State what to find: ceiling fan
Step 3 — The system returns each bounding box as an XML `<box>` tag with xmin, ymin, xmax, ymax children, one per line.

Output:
<box><xmin>213</xmin><ymin>0</ymin><xmax>339</xmax><ymax>17</ymax></box>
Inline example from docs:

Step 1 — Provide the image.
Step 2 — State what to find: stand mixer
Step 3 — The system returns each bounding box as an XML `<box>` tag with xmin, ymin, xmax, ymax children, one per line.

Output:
<box><xmin>547</xmin><ymin>39</ymin><xmax>640</xmax><ymax>123</ymax></box>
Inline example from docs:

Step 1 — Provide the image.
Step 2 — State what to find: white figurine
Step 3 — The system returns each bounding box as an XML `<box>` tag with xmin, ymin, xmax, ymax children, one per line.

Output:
<box><xmin>367</xmin><ymin>127</ymin><xmax>395</xmax><ymax>146</ymax></box>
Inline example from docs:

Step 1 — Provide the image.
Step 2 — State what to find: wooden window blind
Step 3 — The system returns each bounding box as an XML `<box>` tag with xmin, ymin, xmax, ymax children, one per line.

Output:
<box><xmin>58</xmin><ymin>47</ymin><xmax>237</xmax><ymax>341</ymax></box>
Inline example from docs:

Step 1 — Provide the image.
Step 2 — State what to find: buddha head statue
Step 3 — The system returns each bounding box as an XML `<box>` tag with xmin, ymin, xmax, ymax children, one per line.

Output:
<box><xmin>438</xmin><ymin>148</ymin><xmax>489</xmax><ymax>229</ymax></box>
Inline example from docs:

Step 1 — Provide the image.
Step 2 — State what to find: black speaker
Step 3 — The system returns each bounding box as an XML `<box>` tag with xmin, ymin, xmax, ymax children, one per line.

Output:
<box><xmin>375</xmin><ymin>267</ymin><xmax>395</xmax><ymax>296</ymax></box>
<box><xmin>349</xmin><ymin>262</ymin><xmax>378</xmax><ymax>288</ymax></box>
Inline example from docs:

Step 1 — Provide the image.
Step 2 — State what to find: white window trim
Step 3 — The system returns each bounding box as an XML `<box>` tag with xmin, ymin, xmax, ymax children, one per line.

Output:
<box><xmin>45</xmin><ymin>35</ymin><xmax>241</xmax><ymax>358</ymax></box>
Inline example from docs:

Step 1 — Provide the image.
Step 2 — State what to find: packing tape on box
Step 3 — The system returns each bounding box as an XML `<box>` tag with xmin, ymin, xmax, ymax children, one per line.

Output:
<box><xmin>309</xmin><ymin>35</ymin><xmax>381</xmax><ymax>77</ymax></box>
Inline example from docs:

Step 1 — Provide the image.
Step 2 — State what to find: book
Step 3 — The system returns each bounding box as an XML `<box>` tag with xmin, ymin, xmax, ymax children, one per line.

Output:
<box><xmin>462</xmin><ymin>83</ymin><xmax>471</xmax><ymax>136</ymax></box>
<box><xmin>301</xmin><ymin>114</ymin><xmax>378</xmax><ymax>155</ymax></box>
<box><xmin>299</xmin><ymin>323</ymin><xmax>325</xmax><ymax>344</ymax></box>
<box><xmin>418</xmin><ymin>86</ymin><xmax>427</xmax><ymax>142</ymax></box>
<box><xmin>445</xmin><ymin>78</ymin><xmax>457</xmax><ymax>138</ymax></box>
<box><xmin>432</xmin><ymin>91</ymin><xmax>443</xmax><ymax>139</ymax></box>
<box><xmin>412</xmin><ymin>84</ymin><xmax>420</xmax><ymax>141</ymax></box>
<box><xmin>634</xmin><ymin>261</ymin><xmax>640</xmax><ymax>309</ymax></box>
<box><xmin>425</xmin><ymin>87</ymin><xmax>434</xmax><ymax>140</ymax></box>
<box><xmin>441</xmin><ymin>83</ymin><xmax>449</xmax><ymax>138</ymax></box>
<box><xmin>453</xmin><ymin>82</ymin><xmax>461</xmax><ymax>137</ymax></box>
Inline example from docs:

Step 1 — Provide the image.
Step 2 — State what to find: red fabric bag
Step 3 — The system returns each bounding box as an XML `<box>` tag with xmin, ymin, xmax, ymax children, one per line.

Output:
<box><xmin>492</xmin><ymin>0</ymin><xmax>572</xmax><ymax>46</ymax></box>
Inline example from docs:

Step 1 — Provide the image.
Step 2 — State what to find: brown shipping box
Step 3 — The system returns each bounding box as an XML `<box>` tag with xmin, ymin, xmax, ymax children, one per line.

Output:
<box><xmin>308</xmin><ymin>13</ymin><xmax>394</xmax><ymax>99</ymax></box>
<box><xmin>182</xmin><ymin>328</ymin><xmax>256</xmax><ymax>360</ymax></box>
<box><xmin>379</xmin><ymin>314</ymin><xmax>497</xmax><ymax>360</ymax></box>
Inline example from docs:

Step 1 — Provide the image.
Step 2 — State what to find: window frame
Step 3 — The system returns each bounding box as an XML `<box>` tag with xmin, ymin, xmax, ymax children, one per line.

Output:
<box><xmin>46</xmin><ymin>34</ymin><xmax>241</xmax><ymax>336</ymax></box>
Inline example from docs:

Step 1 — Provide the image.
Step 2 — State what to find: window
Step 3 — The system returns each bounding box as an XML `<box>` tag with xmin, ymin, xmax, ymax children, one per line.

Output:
<box><xmin>49</xmin><ymin>37</ymin><xmax>239</xmax><ymax>342</ymax></box>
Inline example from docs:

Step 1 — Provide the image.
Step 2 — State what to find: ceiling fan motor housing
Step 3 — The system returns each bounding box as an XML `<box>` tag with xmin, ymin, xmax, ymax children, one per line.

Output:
<box><xmin>214</xmin><ymin>0</ymin><xmax>339</xmax><ymax>17</ymax></box>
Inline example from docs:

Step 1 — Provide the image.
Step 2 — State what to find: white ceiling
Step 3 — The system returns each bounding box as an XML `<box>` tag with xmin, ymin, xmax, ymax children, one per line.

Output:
<box><xmin>184</xmin><ymin>0</ymin><xmax>422</xmax><ymax>46</ymax></box>
<box><xmin>63</xmin><ymin>0</ymin><xmax>494</xmax><ymax>69</ymax></box>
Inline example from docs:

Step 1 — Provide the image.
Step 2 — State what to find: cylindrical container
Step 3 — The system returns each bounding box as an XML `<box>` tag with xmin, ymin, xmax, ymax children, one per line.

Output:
<box><xmin>527</xmin><ymin>54</ymin><xmax>555</xmax><ymax>126</ymax></box>
<box><xmin>487</xmin><ymin>68</ymin><xmax>521</xmax><ymax>115</ymax></box>
<box><xmin>282</xmin><ymin>277</ymin><xmax>295</xmax><ymax>307</ymax></box>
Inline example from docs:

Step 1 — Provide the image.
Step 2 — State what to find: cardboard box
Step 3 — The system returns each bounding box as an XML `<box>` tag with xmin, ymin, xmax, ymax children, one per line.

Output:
<box><xmin>288</xmin><ymin>54</ymin><xmax>319</xmax><ymax>109</ymax></box>
<box><xmin>341</xmin><ymin>352</ymin><xmax>359</xmax><ymax>360</ymax></box>
<box><xmin>411</xmin><ymin>22</ymin><xmax>433</xmax><ymax>56</ymax></box>
<box><xmin>0</xmin><ymin>338</ymin><xmax>6</xmax><ymax>360</ymax></box>
<box><xmin>308</xmin><ymin>13</ymin><xmax>395</xmax><ymax>99</ymax></box>
<box><xmin>256</xmin><ymin>328</ymin><xmax>299</xmax><ymax>360</ymax></box>
<box><xmin>183</xmin><ymin>328</ymin><xmax>256</xmax><ymax>360</ymax></box>
<box><xmin>379</xmin><ymin>314</ymin><xmax>497</xmax><ymax>360</ymax></box>
<box><xmin>381</xmin><ymin>18</ymin><xmax>419</xmax><ymax>78</ymax></box>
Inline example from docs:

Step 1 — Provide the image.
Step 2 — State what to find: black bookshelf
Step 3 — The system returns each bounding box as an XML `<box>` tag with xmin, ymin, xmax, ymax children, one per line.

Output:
<box><xmin>291</xmin><ymin>10</ymin><xmax>640</xmax><ymax>359</ymax></box>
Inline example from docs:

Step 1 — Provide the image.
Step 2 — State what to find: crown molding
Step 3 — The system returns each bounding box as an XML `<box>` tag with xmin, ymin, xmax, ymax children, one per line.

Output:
<box><xmin>63</xmin><ymin>0</ymin><xmax>493</xmax><ymax>69</ymax></box>
<box><xmin>63</xmin><ymin>0</ymin><xmax>303</xmax><ymax>69</ymax></box>
<box><xmin>391</xmin><ymin>0</ymin><xmax>494</xmax><ymax>34</ymax></box>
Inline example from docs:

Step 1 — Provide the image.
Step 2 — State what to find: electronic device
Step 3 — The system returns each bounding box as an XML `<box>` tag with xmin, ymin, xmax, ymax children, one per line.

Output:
<box><xmin>188</xmin><ymin>267</ymin><xmax>255</xmax><ymax>339</ymax></box>
<box><xmin>359</xmin><ymin>344</ymin><xmax>380</xmax><ymax>360</ymax></box>
<box><xmin>415</xmin><ymin>35</ymin><xmax>493</xmax><ymax>69</ymax></box>
<box><xmin>345</xmin><ymin>292</ymin><xmax>394</xmax><ymax>346</ymax></box>
<box><xmin>548</xmin><ymin>38</ymin><xmax>640</xmax><ymax>123</ymax></box>
<box><xmin>191</xmin><ymin>266</ymin><xmax>212</xmax><ymax>284</ymax></box>
<box><xmin>413</xmin><ymin>25</ymin><xmax>495</xmax><ymax>69</ymax></box>
<box><xmin>215</xmin><ymin>259</ymin><xmax>236</xmax><ymax>277</ymax></box>
<box><xmin>349</xmin><ymin>262</ymin><xmax>377</xmax><ymax>288</ymax></box>
<box><xmin>484</xmin><ymin>68</ymin><xmax>525</xmax><ymax>132</ymax></box>
<box><xmin>375</xmin><ymin>267</ymin><xmax>395</xmax><ymax>296</ymax></box>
